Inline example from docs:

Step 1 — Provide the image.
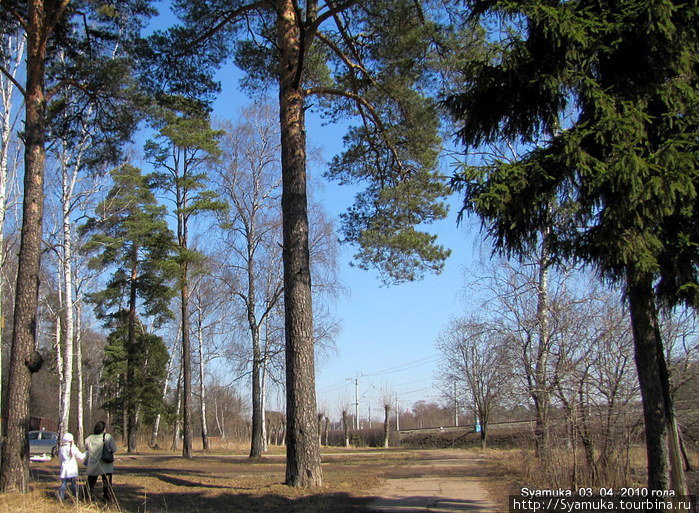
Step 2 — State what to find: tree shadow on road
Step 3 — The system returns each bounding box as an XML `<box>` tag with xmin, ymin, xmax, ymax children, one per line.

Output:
<box><xmin>113</xmin><ymin>483</ymin><xmax>373</xmax><ymax>513</ymax></box>
<box><xmin>369</xmin><ymin>495</ymin><xmax>496</xmax><ymax>512</ymax></box>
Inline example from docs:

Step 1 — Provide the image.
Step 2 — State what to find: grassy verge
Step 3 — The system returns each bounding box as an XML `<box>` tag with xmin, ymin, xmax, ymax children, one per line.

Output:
<box><xmin>476</xmin><ymin>445</ymin><xmax>699</xmax><ymax>510</ymax></box>
<box><xmin>1</xmin><ymin>448</ymin><xmax>420</xmax><ymax>513</ymax></box>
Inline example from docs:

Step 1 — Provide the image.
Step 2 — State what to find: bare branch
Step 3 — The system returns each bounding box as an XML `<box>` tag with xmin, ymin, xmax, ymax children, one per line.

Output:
<box><xmin>307</xmin><ymin>0</ymin><xmax>360</xmax><ymax>36</ymax></box>
<box><xmin>0</xmin><ymin>63</ymin><xmax>26</xmax><ymax>99</ymax></box>
<box><xmin>184</xmin><ymin>1</ymin><xmax>270</xmax><ymax>51</ymax></box>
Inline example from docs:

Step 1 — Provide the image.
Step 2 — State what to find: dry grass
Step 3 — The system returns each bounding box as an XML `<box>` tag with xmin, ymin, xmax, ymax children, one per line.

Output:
<box><xmin>0</xmin><ymin>447</ymin><xmax>423</xmax><ymax>513</ymax></box>
<box><xmin>475</xmin><ymin>444</ymin><xmax>699</xmax><ymax>510</ymax></box>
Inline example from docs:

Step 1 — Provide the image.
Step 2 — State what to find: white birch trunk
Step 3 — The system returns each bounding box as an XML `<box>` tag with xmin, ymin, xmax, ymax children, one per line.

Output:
<box><xmin>55</xmin><ymin>315</ymin><xmax>63</xmax><ymax>388</ymax></box>
<box><xmin>172</xmin><ymin>363</ymin><xmax>183</xmax><ymax>451</ymax></box>
<box><xmin>196</xmin><ymin>305</ymin><xmax>209</xmax><ymax>450</ymax></box>
<box><xmin>88</xmin><ymin>384</ymin><xmax>93</xmax><ymax>428</ymax></box>
<box><xmin>151</xmin><ymin>351</ymin><xmax>173</xmax><ymax>448</ymax></box>
<box><xmin>58</xmin><ymin>150</ymin><xmax>75</xmax><ymax>439</ymax></box>
<box><xmin>214</xmin><ymin>396</ymin><xmax>225</xmax><ymax>440</ymax></box>
<box><xmin>75</xmin><ymin>300</ymin><xmax>85</xmax><ymax>449</ymax></box>
<box><xmin>0</xmin><ymin>36</ymin><xmax>22</xmax><ymax>404</ymax></box>
<box><xmin>261</xmin><ymin>363</ymin><xmax>268</xmax><ymax>452</ymax></box>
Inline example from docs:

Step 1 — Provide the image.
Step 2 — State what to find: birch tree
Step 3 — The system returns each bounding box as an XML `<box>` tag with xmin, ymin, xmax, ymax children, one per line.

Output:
<box><xmin>437</xmin><ymin>317</ymin><xmax>511</xmax><ymax>449</ymax></box>
<box><xmin>215</xmin><ymin>105</ymin><xmax>284</xmax><ymax>459</ymax></box>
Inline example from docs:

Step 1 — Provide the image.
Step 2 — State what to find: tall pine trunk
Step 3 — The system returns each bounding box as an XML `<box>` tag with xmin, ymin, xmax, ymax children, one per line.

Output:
<box><xmin>277</xmin><ymin>0</ymin><xmax>322</xmax><ymax>487</ymax></box>
<box><xmin>0</xmin><ymin>2</ymin><xmax>50</xmax><ymax>491</ymax></box>
<box><xmin>626</xmin><ymin>270</ymin><xmax>686</xmax><ymax>493</ymax></box>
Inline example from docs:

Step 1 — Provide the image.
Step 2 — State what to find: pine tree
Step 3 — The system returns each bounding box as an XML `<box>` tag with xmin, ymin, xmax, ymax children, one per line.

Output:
<box><xmin>81</xmin><ymin>164</ymin><xmax>176</xmax><ymax>453</ymax></box>
<box><xmin>446</xmin><ymin>0</ymin><xmax>698</xmax><ymax>493</ymax></box>
<box><xmin>145</xmin><ymin>96</ymin><xmax>226</xmax><ymax>458</ymax></box>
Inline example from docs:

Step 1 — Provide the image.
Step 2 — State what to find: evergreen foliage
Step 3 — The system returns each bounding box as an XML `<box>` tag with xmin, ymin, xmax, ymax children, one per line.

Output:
<box><xmin>81</xmin><ymin>164</ymin><xmax>175</xmax><ymax>451</ymax></box>
<box><xmin>445</xmin><ymin>0</ymin><xmax>698</xmax><ymax>492</ymax></box>
<box><xmin>101</xmin><ymin>311</ymin><xmax>170</xmax><ymax>433</ymax></box>
<box><xmin>166</xmin><ymin>0</ymin><xmax>464</xmax><ymax>283</ymax></box>
<box><xmin>2</xmin><ymin>0</ymin><xmax>156</xmax><ymax>166</ymax></box>
<box><xmin>81</xmin><ymin>164</ymin><xmax>176</xmax><ymax>324</ymax></box>
<box><xmin>446</xmin><ymin>0</ymin><xmax>698</xmax><ymax>307</ymax></box>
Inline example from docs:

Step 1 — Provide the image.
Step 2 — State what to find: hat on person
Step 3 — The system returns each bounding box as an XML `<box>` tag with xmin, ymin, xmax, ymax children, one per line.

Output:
<box><xmin>62</xmin><ymin>432</ymin><xmax>74</xmax><ymax>443</ymax></box>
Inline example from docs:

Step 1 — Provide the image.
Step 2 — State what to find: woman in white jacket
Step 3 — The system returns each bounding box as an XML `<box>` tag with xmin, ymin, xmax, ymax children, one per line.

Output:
<box><xmin>57</xmin><ymin>432</ymin><xmax>86</xmax><ymax>500</ymax></box>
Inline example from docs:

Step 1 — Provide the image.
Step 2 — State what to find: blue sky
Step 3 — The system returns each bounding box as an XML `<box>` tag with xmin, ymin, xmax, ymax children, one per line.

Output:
<box><xmin>149</xmin><ymin>2</ymin><xmax>485</xmax><ymax>424</ymax></box>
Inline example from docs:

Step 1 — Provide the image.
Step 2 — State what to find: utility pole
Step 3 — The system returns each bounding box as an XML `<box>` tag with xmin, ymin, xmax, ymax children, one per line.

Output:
<box><xmin>354</xmin><ymin>373</ymin><xmax>359</xmax><ymax>429</ymax></box>
<box><xmin>454</xmin><ymin>381</ymin><xmax>459</xmax><ymax>427</ymax></box>
<box><xmin>346</xmin><ymin>372</ymin><xmax>361</xmax><ymax>430</ymax></box>
<box><xmin>368</xmin><ymin>403</ymin><xmax>371</xmax><ymax>429</ymax></box>
<box><xmin>396</xmin><ymin>395</ymin><xmax>400</xmax><ymax>431</ymax></box>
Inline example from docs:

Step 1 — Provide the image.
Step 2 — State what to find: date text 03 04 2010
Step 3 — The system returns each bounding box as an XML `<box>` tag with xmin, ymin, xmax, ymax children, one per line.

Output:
<box><xmin>520</xmin><ymin>487</ymin><xmax>680</xmax><ymax>498</ymax></box>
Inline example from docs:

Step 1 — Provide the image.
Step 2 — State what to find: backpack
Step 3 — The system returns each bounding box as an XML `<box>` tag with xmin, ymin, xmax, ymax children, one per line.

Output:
<box><xmin>101</xmin><ymin>433</ymin><xmax>114</xmax><ymax>464</ymax></box>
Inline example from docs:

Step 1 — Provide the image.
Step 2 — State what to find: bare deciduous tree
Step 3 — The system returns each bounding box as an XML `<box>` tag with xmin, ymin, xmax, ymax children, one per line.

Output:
<box><xmin>437</xmin><ymin>318</ymin><xmax>511</xmax><ymax>449</ymax></box>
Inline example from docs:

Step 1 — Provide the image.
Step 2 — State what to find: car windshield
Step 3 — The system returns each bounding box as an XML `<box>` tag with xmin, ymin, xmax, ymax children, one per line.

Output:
<box><xmin>28</xmin><ymin>432</ymin><xmax>39</xmax><ymax>440</ymax></box>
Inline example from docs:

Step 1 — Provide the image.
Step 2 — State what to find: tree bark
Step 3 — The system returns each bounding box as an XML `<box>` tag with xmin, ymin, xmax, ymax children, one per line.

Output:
<box><xmin>249</xmin><ymin>277</ymin><xmax>264</xmax><ymax>458</ymax></box>
<box><xmin>626</xmin><ymin>270</ymin><xmax>687</xmax><ymax>493</ymax></box>
<box><xmin>76</xmin><ymin>300</ymin><xmax>85</xmax><ymax>449</ymax></box>
<box><xmin>58</xmin><ymin>150</ymin><xmax>76</xmax><ymax>441</ymax></box>
<box><xmin>172</xmin><ymin>362</ymin><xmax>183</xmax><ymax>451</ymax></box>
<box><xmin>277</xmin><ymin>0</ymin><xmax>322</xmax><ymax>488</ymax></box>
<box><xmin>126</xmin><ymin>252</ymin><xmax>139</xmax><ymax>453</ymax></box>
<box><xmin>532</xmin><ymin>236</ymin><xmax>551</xmax><ymax>458</ymax></box>
<box><xmin>180</xmin><ymin>267</ymin><xmax>193</xmax><ymax>458</ymax></box>
<box><xmin>0</xmin><ymin>33</ymin><xmax>24</xmax><ymax>436</ymax></box>
<box><xmin>261</xmin><ymin>360</ymin><xmax>269</xmax><ymax>452</ymax></box>
<box><xmin>197</xmin><ymin>307</ymin><xmax>209</xmax><ymax>450</ymax></box>
<box><xmin>0</xmin><ymin>1</ymin><xmax>52</xmax><ymax>491</ymax></box>
<box><xmin>177</xmin><ymin>180</ymin><xmax>193</xmax><ymax>458</ymax></box>
<box><xmin>342</xmin><ymin>412</ymin><xmax>350</xmax><ymax>448</ymax></box>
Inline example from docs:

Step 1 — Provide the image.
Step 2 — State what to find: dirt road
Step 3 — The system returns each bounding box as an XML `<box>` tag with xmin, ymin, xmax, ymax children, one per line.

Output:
<box><xmin>364</xmin><ymin>449</ymin><xmax>500</xmax><ymax>512</ymax></box>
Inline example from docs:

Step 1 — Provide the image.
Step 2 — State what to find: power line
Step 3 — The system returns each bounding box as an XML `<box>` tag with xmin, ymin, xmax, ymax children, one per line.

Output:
<box><xmin>318</xmin><ymin>355</ymin><xmax>438</xmax><ymax>393</ymax></box>
<box><xmin>363</xmin><ymin>355</ymin><xmax>439</xmax><ymax>377</ymax></box>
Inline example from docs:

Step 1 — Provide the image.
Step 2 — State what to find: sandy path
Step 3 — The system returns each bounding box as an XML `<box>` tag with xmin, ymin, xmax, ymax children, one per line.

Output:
<box><xmin>365</xmin><ymin>449</ymin><xmax>500</xmax><ymax>512</ymax></box>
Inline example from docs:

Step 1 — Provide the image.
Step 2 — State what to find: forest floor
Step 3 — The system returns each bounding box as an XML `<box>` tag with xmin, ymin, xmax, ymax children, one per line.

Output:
<box><xmin>7</xmin><ymin>447</ymin><xmax>503</xmax><ymax>513</ymax></box>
